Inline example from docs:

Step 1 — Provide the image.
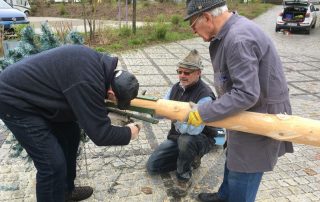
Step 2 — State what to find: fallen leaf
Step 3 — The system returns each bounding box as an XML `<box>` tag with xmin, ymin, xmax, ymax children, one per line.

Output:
<box><xmin>141</xmin><ymin>186</ymin><xmax>153</xmax><ymax>194</ymax></box>
<box><xmin>304</xmin><ymin>168</ymin><xmax>317</xmax><ymax>176</ymax></box>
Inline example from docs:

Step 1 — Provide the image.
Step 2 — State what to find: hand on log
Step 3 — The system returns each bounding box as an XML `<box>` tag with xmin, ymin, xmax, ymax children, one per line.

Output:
<box><xmin>186</xmin><ymin>102</ymin><xmax>203</xmax><ymax>127</ymax></box>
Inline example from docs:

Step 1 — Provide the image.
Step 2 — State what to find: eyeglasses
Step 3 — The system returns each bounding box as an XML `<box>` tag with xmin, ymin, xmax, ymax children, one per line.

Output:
<box><xmin>176</xmin><ymin>70</ymin><xmax>195</xmax><ymax>76</ymax></box>
<box><xmin>189</xmin><ymin>14</ymin><xmax>202</xmax><ymax>28</ymax></box>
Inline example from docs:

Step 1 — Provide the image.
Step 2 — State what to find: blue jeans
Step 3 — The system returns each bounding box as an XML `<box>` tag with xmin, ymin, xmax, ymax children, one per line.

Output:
<box><xmin>0</xmin><ymin>107</ymin><xmax>80</xmax><ymax>202</ymax></box>
<box><xmin>217</xmin><ymin>163</ymin><xmax>263</xmax><ymax>202</ymax></box>
<box><xmin>147</xmin><ymin>134</ymin><xmax>214</xmax><ymax>181</ymax></box>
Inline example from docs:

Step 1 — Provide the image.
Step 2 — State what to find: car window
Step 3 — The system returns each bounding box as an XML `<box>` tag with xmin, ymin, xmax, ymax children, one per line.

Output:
<box><xmin>0</xmin><ymin>0</ymin><xmax>12</xmax><ymax>9</ymax></box>
<box><xmin>310</xmin><ymin>5</ymin><xmax>314</xmax><ymax>11</ymax></box>
<box><xmin>284</xmin><ymin>0</ymin><xmax>309</xmax><ymax>7</ymax></box>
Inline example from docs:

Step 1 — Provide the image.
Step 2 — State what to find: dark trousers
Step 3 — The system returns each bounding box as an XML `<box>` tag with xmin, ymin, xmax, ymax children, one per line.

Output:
<box><xmin>0</xmin><ymin>110</ymin><xmax>80</xmax><ymax>202</ymax></box>
<box><xmin>218</xmin><ymin>163</ymin><xmax>263</xmax><ymax>202</ymax></box>
<box><xmin>147</xmin><ymin>134</ymin><xmax>214</xmax><ymax>181</ymax></box>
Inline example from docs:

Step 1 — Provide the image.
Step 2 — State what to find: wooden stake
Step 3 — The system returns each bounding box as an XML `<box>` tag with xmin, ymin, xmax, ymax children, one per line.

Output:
<box><xmin>130</xmin><ymin>98</ymin><xmax>320</xmax><ymax>147</ymax></box>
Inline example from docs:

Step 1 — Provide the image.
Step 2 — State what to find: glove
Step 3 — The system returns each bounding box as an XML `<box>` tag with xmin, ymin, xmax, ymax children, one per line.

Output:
<box><xmin>186</xmin><ymin>102</ymin><xmax>203</xmax><ymax>127</ymax></box>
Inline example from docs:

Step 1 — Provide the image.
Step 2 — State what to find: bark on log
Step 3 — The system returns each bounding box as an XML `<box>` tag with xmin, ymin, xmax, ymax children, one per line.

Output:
<box><xmin>130</xmin><ymin>98</ymin><xmax>320</xmax><ymax>147</ymax></box>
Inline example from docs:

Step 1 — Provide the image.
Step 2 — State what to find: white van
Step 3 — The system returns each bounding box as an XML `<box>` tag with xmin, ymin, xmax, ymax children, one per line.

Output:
<box><xmin>4</xmin><ymin>0</ymin><xmax>30</xmax><ymax>15</ymax></box>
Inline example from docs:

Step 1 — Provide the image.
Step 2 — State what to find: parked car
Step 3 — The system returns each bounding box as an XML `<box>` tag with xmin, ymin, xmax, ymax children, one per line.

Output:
<box><xmin>4</xmin><ymin>0</ymin><xmax>31</xmax><ymax>16</ymax></box>
<box><xmin>275</xmin><ymin>0</ymin><xmax>319</xmax><ymax>34</ymax></box>
<box><xmin>0</xmin><ymin>0</ymin><xmax>29</xmax><ymax>33</ymax></box>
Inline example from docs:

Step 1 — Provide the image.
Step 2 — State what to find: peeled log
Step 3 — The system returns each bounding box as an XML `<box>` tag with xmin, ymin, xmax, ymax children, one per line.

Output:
<box><xmin>130</xmin><ymin>98</ymin><xmax>320</xmax><ymax>147</ymax></box>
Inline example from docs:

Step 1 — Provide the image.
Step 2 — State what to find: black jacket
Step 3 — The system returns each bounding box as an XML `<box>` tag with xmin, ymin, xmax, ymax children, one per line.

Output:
<box><xmin>0</xmin><ymin>45</ymin><xmax>131</xmax><ymax>146</ymax></box>
<box><xmin>167</xmin><ymin>79</ymin><xmax>218</xmax><ymax>141</ymax></box>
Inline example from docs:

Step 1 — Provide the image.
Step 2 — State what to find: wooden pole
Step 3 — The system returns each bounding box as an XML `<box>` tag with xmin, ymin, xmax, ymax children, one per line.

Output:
<box><xmin>130</xmin><ymin>98</ymin><xmax>320</xmax><ymax>147</ymax></box>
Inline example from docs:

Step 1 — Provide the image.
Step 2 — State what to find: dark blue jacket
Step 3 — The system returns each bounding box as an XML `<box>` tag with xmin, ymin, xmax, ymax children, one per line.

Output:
<box><xmin>0</xmin><ymin>45</ymin><xmax>131</xmax><ymax>146</ymax></box>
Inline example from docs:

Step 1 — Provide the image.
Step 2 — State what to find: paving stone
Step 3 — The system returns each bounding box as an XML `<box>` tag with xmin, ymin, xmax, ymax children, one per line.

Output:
<box><xmin>126</xmin><ymin>65</ymin><xmax>160</xmax><ymax>75</ymax></box>
<box><xmin>122</xmin><ymin>58</ymin><xmax>153</xmax><ymax>66</ymax></box>
<box><xmin>284</xmin><ymin>179</ymin><xmax>298</xmax><ymax>186</ymax></box>
<box><xmin>283</xmin><ymin>63</ymin><xmax>319</xmax><ymax>71</ymax></box>
<box><xmin>291</xmin><ymin>82</ymin><xmax>320</xmax><ymax>94</ymax></box>
<box><xmin>286</xmin><ymin>71</ymin><xmax>316</xmax><ymax>82</ymax></box>
<box><xmin>300</xmin><ymin>70</ymin><xmax>320</xmax><ymax>80</ymax></box>
<box><xmin>147</xmin><ymin>53</ymin><xmax>177</xmax><ymax>59</ymax></box>
<box><xmin>120</xmin><ymin>51</ymin><xmax>146</xmax><ymax>59</ymax></box>
<box><xmin>135</xmin><ymin>75</ymin><xmax>169</xmax><ymax>86</ymax></box>
<box><xmin>279</xmin><ymin>187</ymin><xmax>293</xmax><ymax>196</ymax></box>
<box><xmin>143</xmin><ymin>46</ymin><xmax>168</xmax><ymax>54</ymax></box>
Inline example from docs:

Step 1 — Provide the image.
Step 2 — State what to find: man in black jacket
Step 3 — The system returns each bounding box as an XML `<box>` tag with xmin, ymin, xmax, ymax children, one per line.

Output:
<box><xmin>0</xmin><ymin>45</ymin><xmax>140</xmax><ymax>202</ymax></box>
<box><xmin>147</xmin><ymin>49</ymin><xmax>221</xmax><ymax>197</ymax></box>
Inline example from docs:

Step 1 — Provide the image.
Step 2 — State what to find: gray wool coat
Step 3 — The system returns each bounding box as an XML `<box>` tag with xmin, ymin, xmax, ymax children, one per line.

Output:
<box><xmin>198</xmin><ymin>14</ymin><xmax>294</xmax><ymax>173</ymax></box>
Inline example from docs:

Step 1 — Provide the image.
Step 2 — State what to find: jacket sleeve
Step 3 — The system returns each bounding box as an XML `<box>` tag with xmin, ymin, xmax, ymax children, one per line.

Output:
<box><xmin>199</xmin><ymin>40</ymin><xmax>261</xmax><ymax>122</ymax></box>
<box><xmin>63</xmin><ymin>82</ymin><xmax>131</xmax><ymax>146</ymax></box>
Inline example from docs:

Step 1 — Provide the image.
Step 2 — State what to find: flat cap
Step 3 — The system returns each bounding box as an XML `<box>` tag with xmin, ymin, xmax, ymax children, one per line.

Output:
<box><xmin>111</xmin><ymin>70</ymin><xmax>139</xmax><ymax>110</ymax></box>
<box><xmin>184</xmin><ymin>0</ymin><xmax>226</xmax><ymax>21</ymax></box>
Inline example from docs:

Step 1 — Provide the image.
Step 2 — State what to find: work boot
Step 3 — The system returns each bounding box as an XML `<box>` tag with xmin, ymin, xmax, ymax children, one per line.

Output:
<box><xmin>168</xmin><ymin>179</ymin><xmax>192</xmax><ymax>198</ymax></box>
<box><xmin>65</xmin><ymin>186</ymin><xmax>93</xmax><ymax>201</ymax></box>
<box><xmin>191</xmin><ymin>156</ymin><xmax>201</xmax><ymax>169</ymax></box>
<box><xmin>198</xmin><ymin>192</ymin><xmax>225</xmax><ymax>202</ymax></box>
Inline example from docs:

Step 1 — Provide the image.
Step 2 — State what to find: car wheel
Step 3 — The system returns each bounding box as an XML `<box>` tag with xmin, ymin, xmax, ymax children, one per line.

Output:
<box><xmin>311</xmin><ymin>21</ymin><xmax>316</xmax><ymax>29</ymax></box>
<box><xmin>305</xmin><ymin>29</ymin><xmax>310</xmax><ymax>35</ymax></box>
<box><xmin>24</xmin><ymin>11</ymin><xmax>30</xmax><ymax>16</ymax></box>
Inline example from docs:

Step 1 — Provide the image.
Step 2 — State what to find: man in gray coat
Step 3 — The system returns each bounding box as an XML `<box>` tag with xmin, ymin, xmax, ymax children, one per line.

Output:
<box><xmin>183</xmin><ymin>0</ymin><xmax>293</xmax><ymax>201</ymax></box>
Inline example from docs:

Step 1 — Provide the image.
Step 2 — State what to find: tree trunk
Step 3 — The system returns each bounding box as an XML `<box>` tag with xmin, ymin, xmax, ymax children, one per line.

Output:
<box><xmin>132</xmin><ymin>0</ymin><xmax>136</xmax><ymax>34</ymax></box>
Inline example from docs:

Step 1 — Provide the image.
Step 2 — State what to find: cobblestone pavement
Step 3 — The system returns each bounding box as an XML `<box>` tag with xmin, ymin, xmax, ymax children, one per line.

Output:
<box><xmin>1</xmin><ymin>5</ymin><xmax>320</xmax><ymax>202</ymax></box>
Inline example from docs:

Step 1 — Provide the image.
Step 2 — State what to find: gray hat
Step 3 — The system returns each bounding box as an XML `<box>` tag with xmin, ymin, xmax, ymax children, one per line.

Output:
<box><xmin>177</xmin><ymin>49</ymin><xmax>203</xmax><ymax>70</ymax></box>
<box><xmin>111</xmin><ymin>70</ymin><xmax>139</xmax><ymax>110</ymax></box>
<box><xmin>184</xmin><ymin>0</ymin><xmax>226</xmax><ymax>21</ymax></box>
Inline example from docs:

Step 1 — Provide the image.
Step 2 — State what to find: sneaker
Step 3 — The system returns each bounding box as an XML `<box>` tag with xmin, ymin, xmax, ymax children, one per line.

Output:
<box><xmin>191</xmin><ymin>156</ymin><xmax>201</xmax><ymax>169</ymax></box>
<box><xmin>198</xmin><ymin>192</ymin><xmax>225</xmax><ymax>202</ymax></box>
<box><xmin>168</xmin><ymin>179</ymin><xmax>192</xmax><ymax>198</ymax></box>
<box><xmin>66</xmin><ymin>186</ymin><xmax>93</xmax><ymax>201</ymax></box>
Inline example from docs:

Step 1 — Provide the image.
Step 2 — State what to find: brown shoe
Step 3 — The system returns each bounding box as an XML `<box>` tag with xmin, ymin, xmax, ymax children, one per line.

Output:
<box><xmin>168</xmin><ymin>180</ymin><xmax>192</xmax><ymax>198</ymax></box>
<box><xmin>66</xmin><ymin>186</ymin><xmax>93</xmax><ymax>201</ymax></box>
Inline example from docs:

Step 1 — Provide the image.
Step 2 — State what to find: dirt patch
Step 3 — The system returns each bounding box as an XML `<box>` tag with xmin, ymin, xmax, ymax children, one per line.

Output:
<box><xmin>31</xmin><ymin>1</ymin><xmax>186</xmax><ymax>21</ymax></box>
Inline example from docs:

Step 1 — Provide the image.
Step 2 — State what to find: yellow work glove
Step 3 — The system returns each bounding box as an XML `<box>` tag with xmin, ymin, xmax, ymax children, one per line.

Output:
<box><xmin>187</xmin><ymin>102</ymin><xmax>203</xmax><ymax>127</ymax></box>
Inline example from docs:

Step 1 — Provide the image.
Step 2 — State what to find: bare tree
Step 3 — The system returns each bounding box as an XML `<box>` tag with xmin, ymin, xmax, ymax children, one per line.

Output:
<box><xmin>132</xmin><ymin>0</ymin><xmax>136</xmax><ymax>34</ymax></box>
<box><xmin>33</xmin><ymin>0</ymin><xmax>46</xmax><ymax>16</ymax></box>
<box><xmin>0</xmin><ymin>26</ymin><xmax>4</xmax><ymax>57</ymax></box>
<box><xmin>80</xmin><ymin>0</ymin><xmax>100</xmax><ymax>44</ymax></box>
